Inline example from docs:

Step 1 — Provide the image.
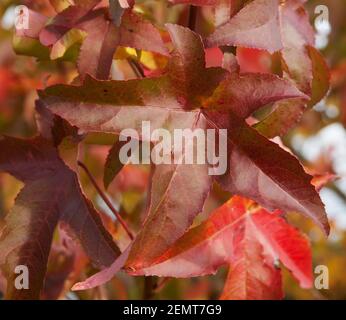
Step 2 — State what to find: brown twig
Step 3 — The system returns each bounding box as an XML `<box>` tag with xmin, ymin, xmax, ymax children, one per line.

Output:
<box><xmin>128</xmin><ymin>58</ymin><xmax>145</xmax><ymax>78</ymax></box>
<box><xmin>77</xmin><ymin>161</ymin><xmax>134</xmax><ymax>240</ymax></box>
<box><xmin>188</xmin><ymin>5</ymin><xmax>198</xmax><ymax>31</ymax></box>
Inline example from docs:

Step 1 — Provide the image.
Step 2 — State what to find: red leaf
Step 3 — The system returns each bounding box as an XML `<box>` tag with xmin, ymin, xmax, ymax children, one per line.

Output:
<box><xmin>21</xmin><ymin>5</ymin><xmax>167</xmax><ymax>79</ymax></box>
<box><xmin>120</xmin><ymin>10</ymin><xmax>169</xmax><ymax>56</ymax></box>
<box><xmin>204</xmin><ymin>73</ymin><xmax>307</xmax><ymax>118</ymax></box>
<box><xmin>212</xmin><ymin>112</ymin><xmax>329</xmax><ymax>234</ymax></box>
<box><xmin>131</xmin><ymin>196</ymin><xmax>312</xmax><ymax>300</ymax></box>
<box><xmin>207</xmin><ymin>0</ymin><xmax>284</xmax><ymax>54</ymax></box>
<box><xmin>255</xmin><ymin>46</ymin><xmax>330</xmax><ymax>138</ymax></box>
<box><xmin>0</xmin><ymin>137</ymin><xmax>120</xmax><ymax>299</ymax></box>
<box><xmin>72</xmin><ymin>244</ymin><xmax>131</xmax><ymax>291</ymax></box>
<box><xmin>206</xmin><ymin>0</ymin><xmax>330</xmax><ymax>138</ymax></box>
<box><xmin>40</xmin><ymin>24</ymin><xmax>328</xmax><ymax>273</ymax></box>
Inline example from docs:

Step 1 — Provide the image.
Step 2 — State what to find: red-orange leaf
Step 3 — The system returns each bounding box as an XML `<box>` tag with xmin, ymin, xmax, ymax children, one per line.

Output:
<box><xmin>40</xmin><ymin>25</ymin><xmax>328</xmax><ymax>272</ymax></box>
<box><xmin>131</xmin><ymin>196</ymin><xmax>312</xmax><ymax>300</ymax></box>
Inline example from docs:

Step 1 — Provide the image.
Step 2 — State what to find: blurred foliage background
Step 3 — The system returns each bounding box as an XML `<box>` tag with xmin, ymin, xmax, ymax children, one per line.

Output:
<box><xmin>0</xmin><ymin>0</ymin><xmax>346</xmax><ymax>300</ymax></box>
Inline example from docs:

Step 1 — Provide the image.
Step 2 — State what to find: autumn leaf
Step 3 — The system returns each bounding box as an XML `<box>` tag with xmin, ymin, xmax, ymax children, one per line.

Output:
<box><xmin>0</xmin><ymin>136</ymin><xmax>120</xmax><ymax>299</ymax></box>
<box><xmin>207</xmin><ymin>111</ymin><xmax>329</xmax><ymax>234</ymax></box>
<box><xmin>39</xmin><ymin>0</ymin><xmax>103</xmax><ymax>47</ymax></box>
<box><xmin>206</xmin><ymin>0</ymin><xmax>330</xmax><ymax>137</ymax></box>
<box><xmin>75</xmin><ymin>8</ymin><xmax>169</xmax><ymax>79</ymax></box>
<box><xmin>39</xmin><ymin>24</ymin><xmax>328</xmax><ymax>273</ymax></box>
<box><xmin>206</xmin><ymin>0</ymin><xmax>313</xmax><ymax>55</ymax></box>
<box><xmin>0</xmin><ymin>0</ymin><xmax>335</xmax><ymax>301</ymax></box>
<box><xmin>71</xmin><ymin>244</ymin><xmax>132</xmax><ymax>291</ymax></box>
<box><xmin>255</xmin><ymin>47</ymin><xmax>330</xmax><ymax>138</ymax></box>
<box><xmin>17</xmin><ymin>4</ymin><xmax>168</xmax><ymax>79</ymax></box>
<box><xmin>130</xmin><ymin>196</ymin><xmax>312</xmax><ymax>300</ymax></box>
<box><xmin>203</xmin><ymin>72</ymin><xmax>308</xmax><ymax>117</ymax></box>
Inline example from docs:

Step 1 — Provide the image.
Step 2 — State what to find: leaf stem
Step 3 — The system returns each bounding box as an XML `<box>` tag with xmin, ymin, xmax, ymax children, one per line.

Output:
<box><xmin>128</xmin><ymin>58</ymin><xmax>145</xmax><ymax>78</ymax></box>
<box><xmin>77</xmin><ymin>161</ymin><xmax>134</xmax><ymax>240</ymax></box>
<box><xmin>188</xmin><ymin>5</ymin><xmax>198</xmax><ymax>31</ymax></box>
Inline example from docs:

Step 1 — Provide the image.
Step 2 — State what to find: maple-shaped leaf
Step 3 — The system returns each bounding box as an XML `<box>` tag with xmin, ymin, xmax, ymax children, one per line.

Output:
<box><xmin>39</xmin><ymin>23</ymin><xmax>229</xmax><ymax>113</ymax></box>
<box><xmin>203</xmin><ymin>72</ymin><xmax>308</xmax><ymax>117</ymax></box>
<box><xmin>39</xmin><ymin>24</ymin><xmax>328</xmax><ymax>272</ymax></box>
<box><xmin>39</xmin><ymin>0</ymin><xmax>102</xmax><ymax>47</ymax></box>
<box><xmin>74</xmin><ymin>8</ymin><xmax>119</xmax><ymax>80</ymax></box>
<box><xmin>207</xmin><ymin>0</ymin><xmax>315</xmax><ymax>91</ymax></box>
<box><xmin>255</xmin><ymin>46</ymin><xmax>330</xmax><ymax>138</ymax></box>
<box><xmin>206</xmin><ymin>0</ymin><xmax>330</xmax><ymax>137</ymax></box>
<box><xmin>0</xmin><ymin>136</ymin><xmax>120</xmax><ymax>299</ymax></box>
<box><xmin>17</xmin><ymin>4</ymin><xmax>167</xmax><ymax>79</ymax></box>
<box><xmin>74</xmin><ymin>8</ymin><xmax>169</xmax><ymax>79</ymax></box>
<box><xmin>131</xmin><ymin>196</ymin><xmax>312</xmax><ymax>300</ymax></box>
<box><xmin>39</xmin><ymin>23</ymin><xmax>303</xmax><ymax>118</ymax></box>
<box><xmin>206</xmin><ymin>0</ymin><xmax>313</xmax><ymax>54</ymax></box>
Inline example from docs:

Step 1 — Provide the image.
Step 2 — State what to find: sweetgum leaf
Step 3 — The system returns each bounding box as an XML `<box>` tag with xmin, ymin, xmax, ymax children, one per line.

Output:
<box><xmin>306</xmin><ymin>46</ymin><xmax>330</xmax><ymax>108</ymax></box>
<box><xmin>76</xmin><ymin>9</ymin><xmax>119</xmax><ymax>80</ymax></box>
<box><xmin>40</xmin><ymin>25</ymin><xmax>302</xmax><ymax>115</ymax></box>
<box><xmin>206</xmin><ymin>0</ymin><xmax>284</xmax><ymax>54</ymax></box>
<box><xmin>220</xmin><ymin>220</ymin><xmax>283</xmax><ymax>300</ymax></box>
<box><xmin>20</xmin><ymin>5</ymin><xmax>167</xmax><ymax>80</ymax></box>
<box><xmin>255</xmin><ymin>46</ymin><xmax>330</xmax><ymax>138</ymax></box>
<box><xmin>207</xmin><ymin>0</ymin><xmax>316</xmax><ymax>92</ymax></box>
<box><xmin>119</xmin><ymin>10</ymin><xmax>169</xmax><ymax>57</ymax></box>
<box><xmin>131</xmin><ymin>196</ymin><xmax>312</xmax><ymax>300</ymax></box>
<box><xmin>39</xmin><ymin>24</ymin><xmax>328</xmax><ymax>274</ymax></box>
<box><xmin>126</xmin><ymin>162</ymin><xmax>212</xmax><ymax>269</ymax></box>
<box><xmin>209</xmin><ymin>111</ymin><xmax>329</xmax><ymax>234</ymax></box>
<box><xmin>76</xmin><ymin>9</ymin><xmax>169</xmax><ymax>79</ymax></box>
<box><xmin>0</xmin><ymin>136</ymin><xmax>120</xmax><ymax>299</ymax></box>
<box><xmin>253</xmin><ymin>98</ymin><xmax>306</xmax><ymax>138</ymax></box>
<box><xmin>203</xmin><ymin>72</ymin><xmax>308</xmax><ymax>117</ymax></box>
<box><xmin>72</xmin><ymin>244</ymin><xmax>132</xmax><ymax>291</ymax></box>
<box><xmin>206</xmin><ymin>0</ymin><xmax>329</xmax><ymax>137</ymax></box>
<box><xmin>39</xmin><ymin>4</ymin><xmax>98</xmax><ymax>47</ymax></box>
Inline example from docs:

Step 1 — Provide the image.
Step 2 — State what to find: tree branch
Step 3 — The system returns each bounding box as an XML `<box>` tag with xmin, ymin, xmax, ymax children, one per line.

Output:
<box><xmin>77</xmin><ymin>161</ymin><xmax>134</xmax><ymax>240</ymax></box>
